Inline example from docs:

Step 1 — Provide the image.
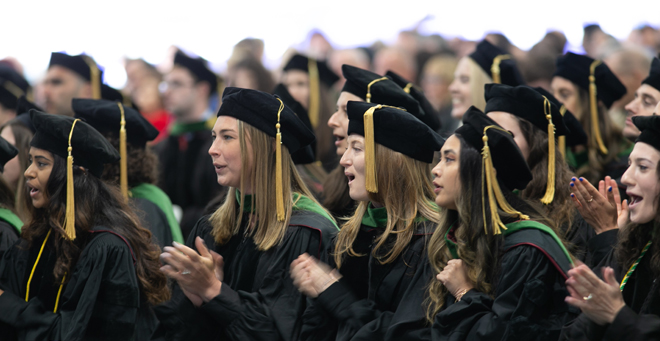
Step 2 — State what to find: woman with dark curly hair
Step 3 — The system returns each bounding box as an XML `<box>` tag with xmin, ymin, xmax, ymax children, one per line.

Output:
<box><xmin>0</xmin><ymin>110</ymin><xmax>170</xmax><ymax>340</ymax></box>
<box><xmin>72</xmin><ymin>98</ymin><xmax>183</xmax><ymax>248</ymax></box>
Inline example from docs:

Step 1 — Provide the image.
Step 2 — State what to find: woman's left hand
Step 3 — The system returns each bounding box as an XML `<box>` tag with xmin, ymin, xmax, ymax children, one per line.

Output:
<box><xmin>160</xmin><ymin>237</ymin><xmax>223</xmax><ymax>304</ymax></box>
<box><xmin>565</xmin><ymin>264</ymin><xmax>626</xmax><ymax>325</ymax></box>
<box><xmin>437</xmin><ymin>259</ymin><xmax>474</xmax><ymax>299</ymax></box>
<box><xmin>290</xmin><ymin>253</ymin><xmax>341</xmax><ymax>298</ymax></box>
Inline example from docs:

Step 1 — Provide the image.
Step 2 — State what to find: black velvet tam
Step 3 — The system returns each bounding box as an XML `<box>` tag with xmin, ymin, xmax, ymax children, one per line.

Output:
<box><xmin>0</xmin><ymin>135</ymin><xmax>17</xmax><ymax>172</ymax></box>
<box><xmin>346</xmin><ymin>101</ymin><xmax>444</xmax><ymax>163</ymax></box>
<box><xmin>642</xmin><ymin>57</ymin><xmax>660</xmax><ymax>92</ymax></box>
<box><xmin>29</xmin><ymin>109</ymin><xmax>120</xmax><ymax>177</ymax></box>
<box><xmin>0</xmin><ymin>65</ymin><xmax>29</xmax><ymax>110</ymax></box>
<box><xmin>72</xmin><ymin>98</ymin><xmax>158</xmax><ymax>148</ymax></box>
<box><xmin>272</xmin><ymin>83</ymin><xmax>316</xmax><ymax>164</ymax></box>
<box><xmin>456</xmin><ymin>106</ymin><xmax>532</xmax><ymax>191</ymax></box>
<box><xmin>553</xmin><ymin>52</ymin><xmax>626</xmax><ymax>109</ymax></box>
<box><xmin>385</xmin><ymin>70</ymin><xmax>441</xmax><ymax>131</ymax></box>
<box><xmin>173</xmin><ymin>50</ymin><xmax>218</xmax><ymax>93</ymax></box>
<box><xmin>283</xmin><ymin>54</ymin><xmax>339</xmax><ymax>87</ymax></box>
<box><xmin>485</xmin><ymin>83</ymin><xmax>568</xmax><ymax>136</ymax></box>
<box><xmin>218</xmin><ymin>87</ymin><xmax>315</xmax><ymax>154</ymax></box>
<box><xmin>48</xmin><ymin>52</ymin><xmax>102</xmax><ymax>82</ymax></box>
<box><xmin>469</xmin><ymin>40</ymin><xmax>525</xmax><ymax>87</ymax></box>
<box><xmin>633</xmin><ymin>115</ymin><xmax>660</xmax><ymax>152</ymax></box>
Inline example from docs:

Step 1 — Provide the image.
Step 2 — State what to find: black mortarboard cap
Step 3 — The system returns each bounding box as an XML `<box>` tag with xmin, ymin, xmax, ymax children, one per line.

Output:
<box><xmin>385</xmin><ymin>70</ymin><xmax>441</xmax><ymax>131</ymax></box>
<box><xmin>218</xmin><ymin>87</ymin><xmax>315</xmax><ymax>154</ymax></box>
<box><xmin>0</xmin><ymin>65</ymin><xmax>29</xmax><ymax>110</ymax></box>
<box><xmin>642</xmin><ymin>57</ymin><xmax>660</xmax><ymax>92</ymax></box>
<box><xmin>346</xmin><ymin>101</ymin><xmax>444</xmax><ymax>163</ymax></box>
<box><xmin>469</xmin><ymin>40</ymin><xmax>525</xmax><ymax>86</ymax></box>
<box><xmin>173</xmin><ymin>50</ymin><xmax>218</xmax><ymax>94</ymax></box>
<box><xmin>72</xmin><ymin>98</ymin><xmax>159</xmax><ymax>148</ymax></box>
<box><xmin>553</xmin><ymin>52</ymin><xmax>626</xmax><ymax>109</ymax></box>
<box><xmin>30</xmin><ymin>110</ymin><xmax>120</xmax><ymax>177</ymax></box>
<box><xmin>283</xmin><ymin>54</ymin><xmax>339</xmax><ymax>87</ymax></box>
<box><xmin>633</xmin><ymin>115</ymin><xmax>660</xmax><ymax>152</ymax></box>
<box><xmin>273</xmin><ymin>83</ymin><xmax>316</xmax><ymax>164</ymax></box>
<box><xmin>485</xmin><ymin>84</ymin><xmax>568</xmax><ymax>135</ymax></box>
<box><xmin>0</xmin><ymin>135</ymin><xmax>17</xmax><ymax>172</ymax></box>
<box><xmin>49</xmin><ymin>52</ymin><xmax>103</xmax><ymax>99</ymax></box>
<box><xmin>456</xmin><ymin>106</ymin><xmax>532</xmax><ymax>191</ymax></box>
<box><xmin>533</xmin><ymin>87</ymin><xmax>587</xmax><ymax>147</ymax></box>
<box><xmin>12</xmin><ymin>96</ymin><xmax>39</xmax><ymax>133</ymax></box>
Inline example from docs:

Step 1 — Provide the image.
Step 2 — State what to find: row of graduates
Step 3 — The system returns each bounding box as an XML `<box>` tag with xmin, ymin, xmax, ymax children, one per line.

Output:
<box><xmin>0</xmin><ymin>43</ymin><xmax>659</xmax><ymax>341</ymax></box>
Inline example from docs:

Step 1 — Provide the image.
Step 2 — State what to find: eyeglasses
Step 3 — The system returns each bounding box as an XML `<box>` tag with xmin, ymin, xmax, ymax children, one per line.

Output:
<box><xmin>159</xmin><ymin>80</ymin><xmax>195</xmax><ymax>93</ymax></box>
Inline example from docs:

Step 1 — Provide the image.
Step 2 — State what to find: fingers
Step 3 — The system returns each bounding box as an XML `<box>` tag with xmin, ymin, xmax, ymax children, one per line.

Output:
<box><xmin>571</xmin><ymin>178</ymin><xmax>587</xmax><ymax>204</ymax></box>
<box><xmin>172</xmin><ymin>242</ymin><xmax>201</xmax><ymax>262</ymax></box>
<box><xmin>574</xmin><ymin>265</ymin><xmax>605</xmax><ymax>289</ymax></box>
<box><xmin>598</xmin><ymin>180</ymin><xmax>606</xmax><ymax>197</ymax></box>
<box><xmin>570</xmin><ymin>192</ymin><xmax>583</xmax><ymax>209</ymax></box>
<box><xmin>160</xmin><ymin>251</ymin><xmax>185</xmax><ymax>271</ymax></box>
<box><xmin>578</xmin><ymin>177</ymin><xmax>602</xmax><ymax>203</ymax></box>
<box><xmin>210</xmin><ymin>251</ymin><xmax>224</xmax><ymax>267</ymax></box>
<box><xmin>160</xmin><ymin>264</ymin><xmax>180</xmax><ymax>277</ymax></box>
<box><xmin>195</xmin><ymin>237</ymin><xmax>211</xmax><ymax>258</ymax></box>
<box><xmin>602</xmin><ymin>267</ymin><xmax>619</xmax><ymax>288</ymax></box>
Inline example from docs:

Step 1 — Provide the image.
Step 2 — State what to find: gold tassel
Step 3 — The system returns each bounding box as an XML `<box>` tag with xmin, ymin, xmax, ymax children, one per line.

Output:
<box><xmin>307</xmin><ymin>58</ymin><xmax>320</xmax><ymax>129</ymax></box>
<box><xmin>2</xmin><ymin>80</ymin><xmax>25</xmax><ymax>99</ymax></box>
<box><xmin>403</xmin><ymin>82</ymin><xmax>413</xmax><ymax>94</ymax></box>
<box><xmin>589</xmin><ymin>60</ymin><xmax>608</xmax><ymax>155</ymax></box>
<box><xmin>540</xmin><ymin>98</ymin><xmax>556</xmax><ymax>204</ymax></box>
<box><xmin>117</xmin><ymin>103</ymin><xmax>128</xmax><ymax>201</ymax></box>
<box><xmin>491</xmin><ymin>55</ymin><xmax>511</xmax><ymax>84</ymax></box>
<box><xmin>481</xmin><ymin>126</ymin><xmax>530</xmax><ymax>235</ymax></box>
<box><xmin>364</xmin><ymin>105</ymin><xmax>380</xmax><ymax>193</ymax></box>
<box><xmin>275</xmin><ymin>99</ymin><xmax>285</xmax><ymax>221</ymax></box>
<box><xmin>558</xmin><ymin>106</ymin><xmax>567</xmax><ymax>160</ymax></box>
<box><xmin>82</xmin><ymin>56</ymin><xmax>101</xmax><ymax>100</ymax></box>
<box><xmin>64</xmin><ymin>119</ymin><xmax>81</xmax><ymax>240</ymax></box>
<box><xmin>365</xmin><ymin>77</ymin><xmax>388</xmax><ymax>103</ymax></box>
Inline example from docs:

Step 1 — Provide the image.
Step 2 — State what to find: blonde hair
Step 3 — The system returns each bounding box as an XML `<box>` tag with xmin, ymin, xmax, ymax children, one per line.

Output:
<box><xmin>466</xmin><ymin>57</ymin><xmax>492</xmax><ymax>112</ymax></box>
<box><xmin>333</xmin><ymin>143</ymin><xmax>440</xmax><ymax>268</ymax></box>
<box><xmin>209</xmin><ymin>121</ymin><xmax>331</xmax><ymax>250</ymax></box>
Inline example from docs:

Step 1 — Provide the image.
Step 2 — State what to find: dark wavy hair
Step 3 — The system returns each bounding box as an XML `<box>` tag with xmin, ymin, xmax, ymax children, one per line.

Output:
<box><xmin>21</xmin><ymin>153</ymin><xmax>170</xmax><ymax>305</ymax></box>
<box><xmin>101</xmin><ymin>133</ymin><xmax>159</xmax><ymax>186</ymax></box>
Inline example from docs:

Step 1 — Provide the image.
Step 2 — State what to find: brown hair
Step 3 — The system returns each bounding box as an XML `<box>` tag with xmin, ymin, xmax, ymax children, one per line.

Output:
<box><xmin>322</xmin><ymin>165</ymin><xmax>355</xmax><ymax>219</ymax></box>
<box><xmin>101</xmin><ymin>134</ymin><xmax>159</xmax><ymax>187</ymax></box>
<box><xmin>21</xmin><ymin>154</ymin><xmax>170</xmax><ymax>305</ymax></box>
<box><xmin>333</xmin><ymin>143</ymin><xmax>440</xmax><ymax>268</ymax></box>
<box><xmin>209</xmin><ymin>121</ymin><xmax>333</xmax><ymax>250</ymax></box>
<box><xmin>0</xmin><ymin>121</ymin><xmax>33</xmax><ymax>221</ymax></box>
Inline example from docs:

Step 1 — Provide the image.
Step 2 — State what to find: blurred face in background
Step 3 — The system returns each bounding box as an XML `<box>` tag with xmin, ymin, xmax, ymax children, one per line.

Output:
<box><xmin>623</xmin><ymin>84</ymin><xmax>660</xmax><ymax>139</ymax></box>
<box><xmin>448</xmin><ymin>57</ymin><xmax>472</xmax><ymax>119</ymax></box>
<box><xmin>162</xmin><ymin>66</ymin><xmax>202</xmax><ymax>120</ymax></box>
<box><xmin>282</xmin><ymin>70</ymin><xmax>310</xmax><ymax>109</ymax></box>
<box><xmin>328</xmin><ymin>91</ymin><xmax>362</xmax><ymax>156</ymax></box>
<box><xmin>421</xmin><ymin>56</ymin><xmax>457</xmax><ymax>111</ymax></box>
<box><xmin>551</xmin><ymin>76</ymin><xmax>580</xmax><ymax>118</ymax></box>
<box><xmin>43</xmin><ymin>66</ymin><xmax>91</xmax><ymax>116</ymax></box>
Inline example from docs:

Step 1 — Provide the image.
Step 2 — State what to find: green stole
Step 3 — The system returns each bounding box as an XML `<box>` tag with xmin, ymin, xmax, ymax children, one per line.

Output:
<box><xmin>130</xmin><ymin>183</ymin><xmax>184</xmax><ymax>243</ymax></box>
<box><xmin>169</xmin><ymin>120</ymin><xmax>212</xmax><ymax>137</ymax></box>
<box><xmin>0</xmin><ymin>208</ymin><xmax>22</xmax><ymax>233</ymax></box>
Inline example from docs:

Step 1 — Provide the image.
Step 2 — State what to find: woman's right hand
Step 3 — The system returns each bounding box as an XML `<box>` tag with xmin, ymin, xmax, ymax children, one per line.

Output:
<box><xmin>290</xmin><ymin>253</ymin><xmax>341</xmax><ymax>298</ymax></box>
<box><xmin>570</xmin><ymin>176</ymin><xmax>628</xmax><ymax>234</ymax></box>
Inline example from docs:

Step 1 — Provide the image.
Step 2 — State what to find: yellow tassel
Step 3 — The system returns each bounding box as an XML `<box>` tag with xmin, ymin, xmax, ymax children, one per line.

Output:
<box><xmin>540</xmin><ymin>98</ymin><xmax>556</xmax><ymax>204</ymax></box>
<box><xmin>481</xmin><ymin>126</ymin><xmax>530</xmax><ymax>235</ymax></box>
<box><xmin>491</xmin><ymin>55</ymin><xmax>511</xmax><ymax>84</ymax></box>
<box><xmin>64</xmin><ymin>119</ymin><xmax>81</xmax><ymax>240</ymax></box>
<box><xmin>403</xmin><ymin>82</ymin><xmax>413</xmax><ymax>94</ymax></box>
<box><xmin>82</xmin><ymin>56</ymin><xmax>101</xmax><ymax>100</ymax></box>
<box><xmin>117</xmin><ymin>103</ymin><xmax>128</xmax><ymax>201</ymax></box>
<box><xmin>365</xmin><ymin>77</ymin><xmax>388</xmax><ymax>103</ymax></box>
<box><xmin>589</xmin><ymin>60</ymin><xmax>608</xmax><ymax>155</ymax></box>
<box><xmin>307</xmin><ymin>58</ymin><xmax>320</xmax><ymax>129</ymax></box>
<box><xmin>558</xmin><ymin>106</ymin><xmax>567</xmax><ymax>160</ymax></box>
<box><xmin>2</xmin><ymin>80</ymin><xmax>25</xmax><ymax>99</ymax></box>
<box><xmin>275</xmin><ymin>99</ymin><xmax>285</xmax><ymax>221</ymax></box>
<box><xmin>364</xmin><ymin>105</ymin><xmax>379</xmax><ymax>193</ymax></box>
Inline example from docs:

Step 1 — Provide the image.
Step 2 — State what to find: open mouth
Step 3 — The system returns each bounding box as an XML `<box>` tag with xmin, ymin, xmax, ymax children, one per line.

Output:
<box><xmin>27</xmin><ymin>183</ymin><xmax>40</xmax><ymax>198</ymax></box>
<box><xmin>628</xmin><ymin>194</ymin><xmax>643</xmax><ymax>208</ymax></box>
<box><xmin>214</xmin><ymin>164</ymin><xmax>226</xmax><ymax>173</ymax></box>
<box><xmin>334</xmin><ymin>134</ymin><xmax>346</xmax><ymax>146</ymax></box>
<box><xmin>345</xmin><ymin>172</ymin><xmax>355</xmax><ymax>184</ymax></box>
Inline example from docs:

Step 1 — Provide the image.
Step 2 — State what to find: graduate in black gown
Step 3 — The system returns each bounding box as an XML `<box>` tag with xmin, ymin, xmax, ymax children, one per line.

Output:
<box><xmin>560</xmin><ymin>110</ymin><xmax>660</xmax><ymax>340</ymax></box>
<box><xmin>72</xmin><ymin>98</ymin><xmax>184</xmax><ymax>248</ymax></box>
<box><xmin>427</xmin><ymin>107</ymin><xmax>577</xmax><ymax>340</ymax></box>
<box><xmin>290</xmin><ymin>102</ymin><xmax>444</xmax><ymax>340</ymax></box>
<box><xmin>154</xmin><ymin>87</ymin><xmax>338</xmax><ymax>340</ymax></box>
<box><xmin>0</xmin><ymin>110</ymin><xmax>169</xmax><ymax>340</ymax></box>
<box><xmin>0</xmin><ymin>136</ymin><xmax>21</xmax><ymax>258</ymax></box>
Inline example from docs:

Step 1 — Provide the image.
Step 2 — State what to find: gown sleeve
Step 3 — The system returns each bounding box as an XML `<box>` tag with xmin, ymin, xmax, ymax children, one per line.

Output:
<box><xmin>433</xmin><ymin>245</ymin><xmax>574</xmax><ymax>340</ymax></box>
<box><xmin>0</xmin><ymin>222</ymin><xmax>19</xmax><ymax>260</ymax></box>
<box><xmin>0</xmin><ymin>233</ymin><xmax>141</xmax><ymax>341</ymax></box>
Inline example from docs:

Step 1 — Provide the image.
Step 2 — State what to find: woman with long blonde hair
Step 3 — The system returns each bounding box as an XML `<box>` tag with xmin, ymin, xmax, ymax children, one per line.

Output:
<box><xmin>291</xmin><ymin>101</ymin><xmax>444</xmax><ymax>340</ymax></box>
<box><xmin>155</xmin><ymin>87</ymin><xmax>338</xmax><ymax>340</ymax></box>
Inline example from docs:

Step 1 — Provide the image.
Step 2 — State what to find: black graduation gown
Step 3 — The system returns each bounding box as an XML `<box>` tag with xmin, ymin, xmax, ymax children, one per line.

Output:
<box><xmin>132</xmin><ymin>197</ymin><xmax>174</xmax><ymax>249</ymax></box>
<box><xmin>0</xmin><ymin>221</ymin><xmax>19</xmax><ymax>260</ymax></box>
<box><xmin>153</xmin><ymin>210</ymin><xmax>338</xmax><ymax>340</ymax></box>
<box><xmin>433</xmin><ymin>223</ymin><xmax>578</xmax><ymax>340</ymax></box>
<box><xmin>0</xmin><ymin>227</ymin><xmax>158</xmax><ymax>340</ymax></box>
<box><xmin>154</xmin><ymin>127</ymin><xmax>224</xmax><ymax>238</ymax></box>
<box><xmin>563</xmin><ymin>213</ymin><xmax>597</xmax><ymax>264</ymax></box>
<box><xmin>299</xmin><ymin>221</ymin><xmax>435</xmax><ymax>341</ymax></box>
<box><xmin>560</xmin><ymin>237</ymin><xmax>660</xmax><ymax>340</ymax></box>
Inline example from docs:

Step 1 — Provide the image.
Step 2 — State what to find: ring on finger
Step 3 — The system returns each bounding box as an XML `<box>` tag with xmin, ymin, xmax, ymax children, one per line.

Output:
<box><xmin>587</xmin><ymin>196</ymin><xmax>594</xmax><ymax>203</ymax></box>
<box><xmin>583</xmin><ymin>293</ymin><xmax>593</xmax><ymax>300</ymax></box>
<box><xmin>181</xmin><ymin>269</ymin><xmax>191</xmax><ymax>275</ymax></box>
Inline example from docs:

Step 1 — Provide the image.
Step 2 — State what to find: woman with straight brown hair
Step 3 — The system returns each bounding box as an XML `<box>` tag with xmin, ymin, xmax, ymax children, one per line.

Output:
<box><xmin>155</xmin><ymin>87</ymin><xmax>338</xmax><ymax>340</ymax></box>
<box><xmin>290</xmin><ymin>102</ymin><xmax>444</xmax><ymax>340</ymax></box>
<box><xmin>0</xmin><ymin>135</ymin><xmax>20</xmax><ymax>257</ymax></box>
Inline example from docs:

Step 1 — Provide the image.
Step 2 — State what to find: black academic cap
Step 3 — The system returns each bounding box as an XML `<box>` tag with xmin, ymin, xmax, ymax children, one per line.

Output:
<box><xmin>456</xmin><ymin>106</ymin><xmax>532</xmax><ymax>191</ymax></box>
<box><xmin>347</xmin><ymin>101</ymin><xmax>444</xmax><ymax>163</ymax></box>
<box><xmin>385</xmin><ymin>70</ymin><xmax>441</xmax><ymax>131</ymax></box>
<box><xmin>533</xmin><ymin>87</ymin><xmax>587</xmax><ymax>147</ymax></box>
<box><xmin>48</xmin><ymin>52</ymin><xmax>103</xmax><ymax>83</ymax></box>
<box><xmin>553</xmin><ymin>52</ymin><xmax>626</xmax><ymax>109</ymax></box>
<box><xmin>173</xmin><ymin>50</ymin><xmax>218</xmax><ymax>94</ymax></box>
<box><xmin>0</xmin><ymin>135</ymin><xmax>17</xmax><ymax>172</ymax></box>
<box><xmin>485</xmin><ymin>84</ymin><xmax>568</xmax><ymax>136</ymax></box>
<box><xmin>633</xmin><ymin>115</ymin><xmax>660</xmax><ymax>152</ymax></box>
<box><xmin>642</xmin><ymin>57</ymin><xmax>660</xmax><ymax>92</ymax></box>
<box><xmin>30</xmin><ymin>110</ymin><xmax>120</xmax><ymax>177</ymax></box>
<box><xmin>218</xmin><ymin>87</ymin><xmax>315</xmax><ymax>154</ymax></box>
<box><xmin>469</xmin><ymin>40</ymin><xmax>525</xmax><ymax>86</ymax></box>
<box><xmin>0</xmin><ymin>65</ymin><xmax>30</xmax><ymax>110</ymax></box>
<box><xmin>12</xmin><ymin>96</ymin><xmax>39</xmax><ymax>133</ymax></box>
<box><xmin>340</xmin><ymin>65</ymin><xmax>427</xmax><ymax>123</ymax></box>
<box><xmin>101</xmin><ymin>84</ymin><xmax>140</xmax><ymax>111</ymax></box>
<box><xmin>272</xmin><ymin>83</ymin><xmax>316</xmax><ymax>164</ymax></box>
<box><xmin>72</xmin><ymin>98</ymin><xmax>159</xmax><ymax>148</ymax></box>
<box><xmin>283</xmin><ymin>54</ymin><xmax>339</xmax><ymax>87</ymax></box>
